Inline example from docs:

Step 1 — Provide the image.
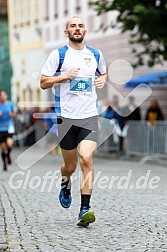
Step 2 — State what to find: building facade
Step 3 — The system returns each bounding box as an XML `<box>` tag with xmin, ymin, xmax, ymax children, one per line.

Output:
<box><xmin>0</xmin><ymin>0</ymin><xmax>12</xmax><ymax>98</ymax></box>
<box><xmin>8</xmin><ymin>0</ymin><xmax>46</xmax><ymax>106</ymax></box>
<box><xmin>8</xmin><ymin>0</ymin><xmax>119</xmax><ymax>107</ymax></box>
<box><xmin>8</xmin><ymin>0</ymin><xmax>167</xmax><ymax>118</ymax></box>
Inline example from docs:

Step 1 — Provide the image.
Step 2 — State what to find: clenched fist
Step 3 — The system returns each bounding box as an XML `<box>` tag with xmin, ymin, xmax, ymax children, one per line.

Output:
<box><xmin>94</xmin><ymin>76</ymin><xmax>106</xmax><ymax>89</ymax></box>
<box><xmin>64</xmin><ymin>68</ymin><xmax>80</xmax><ymax>80</ymax></box>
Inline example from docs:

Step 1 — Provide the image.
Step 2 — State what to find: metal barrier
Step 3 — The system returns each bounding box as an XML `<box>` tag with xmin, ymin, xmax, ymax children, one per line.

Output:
<box><xmin>97</xmin><ymin>117</ymin><xmax>119</xmax><ymax>152</ymax></box>
<box><xmin>97</xmin><ymin>119</ymin><xmax>167</xmax><ymax>162</ymax></box>
<box><xmin>14</xmin><ymin>119</ymin><xmax>167</xmax><ymax>163</ymax></box>
<box><xmin>126</xmin><ymin>121</ymin><xmax>150</xmax><ymax>156</ymax></box>
<box><xmin>126</xmin><ymin>121</ymin><xmax>167</xmax><ymax>162</ymax></box>
<box><xmin>13</xmin><ymin>121</ymin><xmax>46</xmax><ymax>147</ymax></box>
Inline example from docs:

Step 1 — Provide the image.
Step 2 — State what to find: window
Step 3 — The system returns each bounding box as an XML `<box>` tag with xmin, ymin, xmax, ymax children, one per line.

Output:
<box><xmin>34</xmin><ymin>0</ymin><xmax>39</xmax><ymax>23</ymax></box>
<box><xmin>22</xmin><ymin>89</ymin><xmax>26</xmax><ymax>101</ymax></box>
<box><xmin>36</xmin><ymin>88</ymin><xmax>41</xmax><ymax>102</ymax></box>
<box><xmin>55</xmin><ymin>26</ymin><xmax>59</xmax><ymax>39</ymax></box>
<box><xmin>13</xmin><ymin>0</ymin><xmax>18</xmax><ymax>27</ymax></box>
<box><xmin>26</xmin><ymin>0</ymin><xmax>31</xmax><ymax>25</ymax></box>
<box><xmin>29</xmin><ymin>88</ymin><xmax>33</xmax><ymax>101</ymax></box>
<box><xmin>76</xmin><ymin>0</ymin><xmax>81</xmax><ymax>12</ymax></box>
<box><xmin>19</xmin><ymin>0</ymin><xmax>23</xmax><ymax>25</ymax></box>
<box><xmin>0</xmin><ymin>0</ymin><xmax>7</xmax><ymax>15</ymax></box>
<box><xmin>46</xmin><ymin>28</ymin><xmax>50</xmax><ymax>41</ymax></box>
<box><xmin>45</xmin><ymin>0</ymin><xmax>49</xmax><ymax>21</ymax></box>
<box><xmin>16</xmin><ymin>81</ymin><xmax>20</xmax><ymax>95</ymax></box>
<box><xmin>64</xmin><ymin>0</ymin><xmax>68</xmax><ymax>15</ymax></box>
<box><xmin>76</xmin><ymin>6</ymin><xmax>81</xmax><ymax>12</ymax></box>
<box><xmin>34</xmin><ymin>0</ymin><xmax>39</xmax><ymax>17</ymax></box>
<box><xmin>54</xmin><ymin>0</ymin><xmax>58</xmax><ymax>18</ymax></box>
<box><xmin>101</xmin><ymin>13</ymin><xmax>108</xmax><ymax>30</ymax></box>
<box><xmin>88</xmin><ymin>15</ymin><xmax>94</xmax><ymax>32</ymax></box>
<box><xmin>21</xmin><ymin>59</ymin><xmax>26</xmax><ymax>74</ymax></box>
<box><xmin>27</xmin><ymin>0</ymin><xmax>30</xmax><ymax>18</ymax></box>
<box><xmin>88</xmin><ymin>1</ymin><xmax>93</xmax><ymax>7</ymax></box>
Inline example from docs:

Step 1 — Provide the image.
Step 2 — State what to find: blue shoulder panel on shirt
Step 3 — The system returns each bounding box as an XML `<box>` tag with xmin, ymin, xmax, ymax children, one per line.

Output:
<box><xmin>86</xmin><ymin>45</ymin><xmax>101</xmax><ymax>76</ymax></box>
<box><xmin>56</xmin><ymin>46</ymin><xmax>68</xmax><ymax>74</ymax></box>
<box><xmin>86</xmin><ymin>46</ymin><xmax>100</xmax><ymax>64</ymax></box>
<box><xmin>54</xmin><ymin>46</ymin><xmax>68</xmax><ymax>116</ymax></box>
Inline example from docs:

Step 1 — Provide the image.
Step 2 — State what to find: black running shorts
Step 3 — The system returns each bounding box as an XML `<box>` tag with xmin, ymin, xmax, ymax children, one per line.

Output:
<box><xmin>58</xmin><ymin>116</ymin><xmax>98</xmax><ymax>150</ymax></box>
<box><xmin>0</xmin><ymin>131</ymin><xmax>13</xmax><ymax>143</ymax></box>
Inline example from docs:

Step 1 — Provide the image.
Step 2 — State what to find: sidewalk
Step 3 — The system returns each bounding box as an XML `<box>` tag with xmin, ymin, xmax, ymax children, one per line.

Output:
<box><xmin>0</xmin><ymin>147</ymin><xmax>167</xmax><ymax>252</ymax></box>
<box><xmin>0</xmin><ymin>200</ymin><xmax>7</xmax><ymax>252</ymax></box>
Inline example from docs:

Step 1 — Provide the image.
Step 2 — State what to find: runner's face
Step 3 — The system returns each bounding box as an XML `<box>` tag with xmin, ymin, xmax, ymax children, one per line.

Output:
<box><xmin>0</xmin><ymin>91</ymin><xmax>7</xmax><ymax>102</ymax></box>
<box><xmin>65</xmin><ymin>18</ymin><xmax>86</xmax><ymax>43</ymax></box>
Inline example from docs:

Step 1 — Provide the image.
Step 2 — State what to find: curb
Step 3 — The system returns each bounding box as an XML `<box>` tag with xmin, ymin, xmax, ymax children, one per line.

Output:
<box><xmin>0</xmin><ymin>204</ymin><xmax>7</xmax><ymax>252</ymax></box>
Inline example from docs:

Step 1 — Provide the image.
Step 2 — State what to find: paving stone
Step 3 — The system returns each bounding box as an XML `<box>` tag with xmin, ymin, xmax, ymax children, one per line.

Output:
<box><xmin>0</xmin><ymin>148</ymin><xmax>167</xmax><ymax>251</ymax></box>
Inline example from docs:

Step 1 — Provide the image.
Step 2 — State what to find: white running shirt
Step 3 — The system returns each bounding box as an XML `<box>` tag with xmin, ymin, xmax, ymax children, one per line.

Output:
<box><xmin>41</xmin><ymin>45</ymin><xmax>106</xmax><ymax>119</ymax></box>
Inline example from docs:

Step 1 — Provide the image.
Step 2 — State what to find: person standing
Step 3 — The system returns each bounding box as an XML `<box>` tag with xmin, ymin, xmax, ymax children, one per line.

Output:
<box><xmin>0</xmin><ymin>90</ymin><xmax>15</xmax><ymax>171</ymax></box>
<box><xmin>122</xmin><ymin>96</ymin><xmax>141</xmax><ymax>121</ymax></box>
<box><xmin>118</xmin><ymin>96</ymin><xmax>141</xmax><ymax>152</ymax></box>
<box><xmin>145</xmin><ymin>99</ymin><xmax>164</xmax><ymax>126</ymax></box>
<box><xmin>40</xmin><ymin>16</ymin><xmax>107</xmax><ymax>226</ymax></box>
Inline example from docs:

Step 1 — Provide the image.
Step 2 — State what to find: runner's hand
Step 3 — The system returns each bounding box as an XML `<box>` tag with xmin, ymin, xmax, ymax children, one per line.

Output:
<box><xmin>9</xmin><ymin>111</ymin><xmax>14</xmax><ymax>117</ymax></box>
<box><xmin>94</xmin><ymin>76</ymin><xmax>106</xmax><ymax>89</ymax></box>
<box><xmin>64</xmin><ymin>68</ymin><xmax>80</xmax><ymax>80</ymax></box>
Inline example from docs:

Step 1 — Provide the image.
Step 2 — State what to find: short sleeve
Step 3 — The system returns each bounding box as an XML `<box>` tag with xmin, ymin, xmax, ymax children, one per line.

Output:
<box><xmin>41</xmin><ymin>49</ymin><xmax>59</xmax><ymax>76</ymax></box>
<box><xmin>98</xmin><ymin>50</ymin><xmax>107</xmax><ymax>75</ymax></box>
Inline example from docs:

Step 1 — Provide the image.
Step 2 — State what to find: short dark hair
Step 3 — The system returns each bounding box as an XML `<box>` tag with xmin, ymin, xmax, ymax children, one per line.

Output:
<box><xmin>65</xmin><ymin>16</ymin><xmax>84</xmax><ymax>29</ymax></box>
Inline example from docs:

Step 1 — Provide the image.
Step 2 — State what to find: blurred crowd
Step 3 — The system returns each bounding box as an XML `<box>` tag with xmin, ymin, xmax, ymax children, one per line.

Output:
<box><xmin>14</xmin><ymin>107</ymin><xmax>39</xmax><ymax>146</ymax></box>
<box><xmin>100</xmin><ymin>95</ymin><xmax>164</xmax><ymax>154</ymax></box>
<box><xmin>13</xmin><ymin>97</ymin><xmax>165</xmax><ymax>154</ymax></box>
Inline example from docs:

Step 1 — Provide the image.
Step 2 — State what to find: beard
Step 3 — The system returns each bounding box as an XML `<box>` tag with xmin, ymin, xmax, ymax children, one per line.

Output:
<box><xmin>68</xmin><ymin>32</ymin><xmax>84</xmax><ymax>43</ymax></box>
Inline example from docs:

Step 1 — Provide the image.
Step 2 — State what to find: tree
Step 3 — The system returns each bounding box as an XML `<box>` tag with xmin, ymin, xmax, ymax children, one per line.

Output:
<box><xmin>92</xmin><ymin>0</ymin><xmax>167</xmax><ymax>67</ymax></box>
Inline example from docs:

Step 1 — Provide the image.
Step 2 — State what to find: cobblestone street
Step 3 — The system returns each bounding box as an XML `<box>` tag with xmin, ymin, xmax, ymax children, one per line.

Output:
<box><xmin>0</xmin><ymin>147</ymin><xmax>167</xmax><ymax>252</ymax></box>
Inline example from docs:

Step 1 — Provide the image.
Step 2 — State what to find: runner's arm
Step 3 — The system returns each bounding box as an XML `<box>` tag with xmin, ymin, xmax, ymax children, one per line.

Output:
<box><xmin>40</xmin><ymin>74</ymin><xmax>69</xmax><ymax>90</ymax></box>
<box><xmin>40</xmin><ymin>68</ymin><xmax>80</xmax><ymax>90</ymax></box>
<box><xmin>9</xmin><ymin>112</ymin><xmax>16</xmax><ymax>117</ymax></box>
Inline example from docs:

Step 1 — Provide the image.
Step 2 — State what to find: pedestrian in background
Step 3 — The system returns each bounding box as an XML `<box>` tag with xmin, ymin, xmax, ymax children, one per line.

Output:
<box><xmin>101</xmin><ymin>96</ymin><xmax>123</xmax><ymax>153</ymax></box>
<box><xmin>0</xmin><ymin>90</ymin><xmax>15</xmax><ymax>171</ymax></box>
<box><xmin>14</xmin><ymin>108</ymin><xmax>26</xmax><ymax>147</ymax></box>
<box><xmin>145</xmin><ymin>100</ymin><xmax>164</xmax><ymax>127</ymax></box>
<box><xmin>122</xmin><ymin>96</ymin><xmax>141</xmax><ymax>121</ymax></box>
<box><xmin>119</xmin><ymin>96</ymin><xmax>141</xmax><ymax>153</ymax></box>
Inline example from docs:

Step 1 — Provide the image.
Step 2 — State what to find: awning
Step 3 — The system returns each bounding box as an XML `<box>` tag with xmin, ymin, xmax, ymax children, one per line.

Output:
<box><xmin>125</xmin><ymin>71</ymin><xmax>167</xmax><ymax>89</ymax></box>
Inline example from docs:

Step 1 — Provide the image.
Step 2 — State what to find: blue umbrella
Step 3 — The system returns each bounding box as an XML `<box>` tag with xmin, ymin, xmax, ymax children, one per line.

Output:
<box><xmin>125</xmin><ymin>71</ymin><xmax>167</xmax><ymax>88</ymax></box>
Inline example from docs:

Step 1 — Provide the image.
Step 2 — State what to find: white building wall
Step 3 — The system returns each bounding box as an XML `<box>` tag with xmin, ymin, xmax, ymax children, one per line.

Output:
<box><xmin>87</xmin><ymin>32</ymin><xmax>167</xmax><ymax>118</ymax></box>
<box><xmin>8</xmin><ymin>0</ymin><xmax>46</xmax><ymax>107</ymax></box>
<box><xmin>12</xmin><ymin>48</ymin><xmax>45</xmax><ymax>103</ymax></box>
<box><xmin>43</xmin><ymin>0</ymin><xmax>119</xmax><ymax>52</ymax></box>
<box><xmin>8</xmin><ymin>0</ymin><xmax>167</xmax><ymax>118</ymax></box>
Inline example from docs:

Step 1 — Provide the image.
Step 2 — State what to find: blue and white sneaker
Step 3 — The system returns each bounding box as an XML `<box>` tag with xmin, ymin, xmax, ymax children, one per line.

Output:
<box><xmin>77</xmin><ymin>206</ymin><xmax>95</xmax><ymax>227</ymax></box>
<box><xmin>59</xmin><ymin>189</ymin><xmax>72</xmax><ymax>208</ymax></box>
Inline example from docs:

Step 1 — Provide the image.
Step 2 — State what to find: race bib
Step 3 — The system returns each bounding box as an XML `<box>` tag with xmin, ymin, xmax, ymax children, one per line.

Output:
<box><xmin>70</xmin><ymin>77</ymin><xmax>92</xmax><ymax>95</ymax></box>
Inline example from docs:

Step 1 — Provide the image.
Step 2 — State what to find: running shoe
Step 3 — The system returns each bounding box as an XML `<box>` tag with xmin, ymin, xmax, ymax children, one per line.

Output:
<box><xmin>77</xmin><ymin>206</ymin><xmax>95</xmax><ymax>227</ymax></box>
<box><xmin>59</xmin><ymin>189</ymin><xmax>72</xmax><ymax>208</ymax></box>
<box><xmin>3</xmin><ymin>163</ymin><xmax>7</xmax><ymax>171</ymax></box>
<box><xmin>7</xmin><ymin>155</ymin><xmax>12</xmax><ymax>165</ymax></box>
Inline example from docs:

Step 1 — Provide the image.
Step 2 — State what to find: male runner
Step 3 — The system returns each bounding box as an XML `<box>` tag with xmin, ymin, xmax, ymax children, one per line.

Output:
<box><xmin>40</xmin><ymin>16</ymin><xmax>107</xmax><ymax>226</ymax></box>
<box><xmin>0</xmin><ymin>90</ymin><xmax>15</xmax><ymax>171</ymax></box>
